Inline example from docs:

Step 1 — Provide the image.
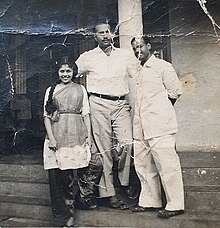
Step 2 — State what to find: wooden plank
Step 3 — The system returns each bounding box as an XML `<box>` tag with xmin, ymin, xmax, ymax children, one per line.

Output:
<box><xmin>178</xmin><ymin>152</ymin><xmax>220</xmax><ymax>168</ymax></box>
<box><xmin>0</xmin><ymin>180</ymin><xmax>50</xmax><ymax>199</ymax></box>
<box><xmin>0</xmin><ymin>195</ymin><xmax>51</xmax><ymax>206</ymax></box>
<box><xmin>0</xmin><ymin>202</ymin><xmax>53</xmax><ymax>221</ymax></box>
<box><xmin>0</xmin><ymin>151</ymin><xmax>219</xmax><ymax>168</ymax></box>
<box><xmin>0</xmin><ymin>217</ymin><xmax>53</xmax><ymax>228</ymax></box>
<box><xmin>0</xmin><ymin>164</ymin><xmax>48</xmax><ymax>183</ymax></box>
<box><xmin>185</xmin><ymin>192</ymin><xmax>220</xmax><ymax>211</ymax></box>
<box><xmin>75</xmin><ymin>209</ymin><xmax>220</xmax><ymax>228</ymax></box>
<box><xmin>0</xmin><ymin>215</ymin><xmax>10</xmax><ymax>222</ymax></box>
<box><xmin>0</xmin><ymin>176</ymin><xmax>48</xmax><ymax>184</ymax></box>
<box><xmin>1</xmin><ymin>199</ymin><xmax>220</xmax><ymax>227</ymax></box>
<box><xmin>182</xmin><ymin>168</ymin><xmax>220</xmax><ymax>186</ymax></box>
<box><xmin>0</xmin><ymin>152</ymin><xmax>43</xmax><ymax>165</ymax></box>
<box><xmin>185</xmin><ymin>185</ymin><xmax>220</xmax><ymax>192</ymax></box>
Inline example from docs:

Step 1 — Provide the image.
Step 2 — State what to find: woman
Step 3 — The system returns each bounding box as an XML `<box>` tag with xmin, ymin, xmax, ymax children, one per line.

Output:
<box><xmin>43</xmin><ymin>57</ymin><xmax>96</xmax><ymax>227</ymax></box>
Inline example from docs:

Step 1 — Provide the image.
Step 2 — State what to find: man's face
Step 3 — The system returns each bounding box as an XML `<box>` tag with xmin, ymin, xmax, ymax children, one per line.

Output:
<box><xmin>131</xmin><ymin>38</ymin><xmax>151</xmax><ymax>64</ymax></box>
<box><xmin>95</xmin><ymin>24</ymin><xmax>113</xmax><ymax>48</ymax></box>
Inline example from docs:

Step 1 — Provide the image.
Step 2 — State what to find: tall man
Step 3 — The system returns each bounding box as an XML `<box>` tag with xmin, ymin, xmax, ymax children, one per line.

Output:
<box><xmin>130</xmin><ymin>36</ymin><xmax>184</xmax><ymax>218</ymax></box>
<box><xmin>76</xmin><ymin>23</ymin><xmax>135</xmax><ymax>209</ymax></box>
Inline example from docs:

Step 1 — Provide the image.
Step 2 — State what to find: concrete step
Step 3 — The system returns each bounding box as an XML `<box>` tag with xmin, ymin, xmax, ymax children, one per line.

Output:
<box><xmin>0</xmin><ymin>195</ymin><xmax>51</xmax><ymax>206</ymax></box>
<box><xmin>0</xmin><ymin>195</ymin><xmax>53</xmax><ymax>221</ymax></box>
<box><xmin>0</xmin><ymin>168</ymin><xmax>220</xmax><ymax>212</ymax></box>
<box><xmin>184</xmin><ymin>186</ymin><xmax>220</xmax><ymax>211</ymax></box>
<box><xmin>1</xmin><ymin>207</ymin><xmax>219</xmax><ymax>228</ymax></box>
<box><xmin>119</xmin><ymin>186</ymin><xmax>220</xmax><ymax>212</ymax></box>
<box><xmin>178</xmin><ymin>151</ymin><xmax>220</xmax><ymax>168</ymax></box>
<box><xmin>0</xmin><ymin>163</ymin><xmax>48</xmax><ymax>183</ymax></box>
<box><xmin>1</xmin><ymin>194</ymin><xmax>220</xmax><ymax>227</ymax></box>
<box><xmin>0</xmin><ymin>151</ymin><xmax>219</xmax><ymax>220</ymax></box>
<box><xmin>0</xmin><ymin>217</ymin><xmax>53</xmax><ymax>227</ymax></box>
<box><xmin>1</xmin><ymin>180</ymin><xmax>219</xmax><ymax>212</ymax></box>
<box><xmin>75</xmin><ymin>208</ymin><xmax>220</xmax><ymax>228</ymax></box>
<box><xmin>0</xmin><ymin>200</ymin><xmax>53</xmax><ymax>221</ymax></box>
<box><xmin>0</xmin><ymin>178</ymin><xmax>50</xmax><ymax>199</ymax></box>
<box><xmin>0</xmin><ymin>152</ymin><xmax>43</xmax><ymax>165</ymax></box>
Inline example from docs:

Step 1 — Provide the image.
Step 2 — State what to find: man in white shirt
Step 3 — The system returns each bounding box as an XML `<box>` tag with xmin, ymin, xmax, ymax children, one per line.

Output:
<box><xmin>76</xmin><ymin>23</ymin><xmax>135</xmax><ymax>209</ymax></box>
<box><xmin>130</xmin><ymin>36</ymin><xmax>184</xmax><ymax>218</ymax></box>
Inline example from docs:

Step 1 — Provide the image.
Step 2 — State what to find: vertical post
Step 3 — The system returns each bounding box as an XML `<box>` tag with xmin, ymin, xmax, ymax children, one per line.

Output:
<box><xmin>118</xmin><ymin>0</ymin><xmax>143</xmax><ymax>50</ymax></box>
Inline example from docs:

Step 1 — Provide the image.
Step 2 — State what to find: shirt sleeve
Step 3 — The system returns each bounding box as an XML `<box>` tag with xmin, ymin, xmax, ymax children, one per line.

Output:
<box><xmin>162</xmin><ymin>62</ymin><xmax>182</xmax><ymax>99</ymax></box>
<box><xmin>81</xmin><ymin>85</ymin><xmax>90</xmax><ymax>116</ymax></box>
<box><xmin>126</xmin><ymin>51</ymin><xmax>140</xmax><ymax>78</ymax></box>
<box><xmin>43</xmin><ymin>87</ymin><xmax>51</xmax><ymax>118</ymax></box>
<box><xmin>75</xmin><ymin>53</ymin><xmax>88</xmax><ymax>74</ymax></box>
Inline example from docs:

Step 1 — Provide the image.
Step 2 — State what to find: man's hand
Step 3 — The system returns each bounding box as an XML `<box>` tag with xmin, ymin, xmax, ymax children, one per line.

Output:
<box><xmin>75</xmin><ymin>71</ymin><xmax>91</xmax><ymax>78</ymax></box>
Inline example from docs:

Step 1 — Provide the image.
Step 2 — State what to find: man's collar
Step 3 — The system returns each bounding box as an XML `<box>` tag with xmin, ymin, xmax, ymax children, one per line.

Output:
<box><xmin>143</xmin><ymin>54</ymin><xmax>156</xmax><ymax>68</ymax></box>
<box><xmin>96</xmin><ymin>44</ymin><xmax>116</xmax><ymax>53</ymax></box>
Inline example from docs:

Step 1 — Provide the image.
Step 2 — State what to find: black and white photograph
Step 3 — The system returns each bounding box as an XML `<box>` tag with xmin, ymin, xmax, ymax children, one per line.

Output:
<box><xmin>0</xmin><ymin>0</ymin><xmax>219</xmax><ymax>227</ymax></box>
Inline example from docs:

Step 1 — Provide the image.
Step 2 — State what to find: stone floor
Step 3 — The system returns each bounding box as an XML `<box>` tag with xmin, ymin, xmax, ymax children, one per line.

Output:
<box><xmin>1</xmin><ymin>207</ymin><xmax>220</xmax><ymax>228</ymax></box>
<box><xmin>0</xmin><ymin>152</ymin><xmax>220</xmax><ymax>227</ymax></box>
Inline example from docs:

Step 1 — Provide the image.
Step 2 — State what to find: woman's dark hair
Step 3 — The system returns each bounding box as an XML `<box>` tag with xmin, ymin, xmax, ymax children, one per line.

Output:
<box><xmin>45</xmin><ymin>81</ymin><xmax>59</xmax><ymax>115</ymax></box>
<box><xmin>55</xmin><ymin>56</ymin><xmax>78</xmax><ymax>77</ymax></box>
<box><xmin>45</xmin><ymin>56</ymin><xmax>78</xmax><ymax>115</ymax></box>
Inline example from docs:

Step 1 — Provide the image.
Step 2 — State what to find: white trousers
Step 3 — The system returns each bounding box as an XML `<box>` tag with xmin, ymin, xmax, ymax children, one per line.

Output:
<box><xmin>134</xmin><ymin>134</ymin><xmax>184</xmax><ymax>210</ymax></box>
<box><xmin>89</xmin><ymin>95</ymin><xmax>132</xmax><ymax>198</ymax></box>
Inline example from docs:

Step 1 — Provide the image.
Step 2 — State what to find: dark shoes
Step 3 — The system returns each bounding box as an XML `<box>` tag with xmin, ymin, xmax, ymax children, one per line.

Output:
<box><xmin>132</xmin><ymin>205</ymin><xmax>161</xmax><ymax>213</ymax></box>
<box><xmin>158</xmin><ymin>209</ymin><xmax>184</xmax><ymax>218</ymax></box>
<box><xmin>105</xmin><ymin>195</ymin><xmax>129</xmax><ymax>210</ymax></box>
<box><xmin>63</xmin><ymin>216</ymin><xmax>78</xmax><ymax>227</ymax></box>
<box><xmin>126</xmin><ymin>186</ymin><xmax>140</xmax><ymax>200</ymax></box>
<box><xmin>109</xmin><ymin>200</ymin><xmax>129</xmax><ymax>210</ymax></box>
<box><xmin>132</xmin><ymin>206</ymin><xmax>184</xmax><ymax>218</ymax></box>
<box><xmin>75</xmin><ymin>194</ymin><xmax>98</xmax><ymax>210</ymax></box>
<box><xmin>108</xmin><ymin>199</ymin><xmax>129</xmax><ymax>210</ymax></box>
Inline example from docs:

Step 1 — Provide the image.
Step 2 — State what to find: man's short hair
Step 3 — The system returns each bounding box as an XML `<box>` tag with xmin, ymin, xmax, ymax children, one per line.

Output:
<box><xmin>95</xmin><ymin>23</ymin><xmax>111</xmax><ymax>31</ymax></box>
<box><xmin>131</xmin><ymin>35</ymin><xmax>151</xmax><ymax>45</ymax></box>
<box><xmin>93</xmin><ymin>22</ymin><xmax>111</xmax><ymax>34</ymax></box>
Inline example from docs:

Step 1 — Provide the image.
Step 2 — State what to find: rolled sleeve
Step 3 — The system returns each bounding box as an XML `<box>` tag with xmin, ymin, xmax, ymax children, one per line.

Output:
<box><xmin>76</xmin><ymin>53</ymin><xmax>88</xmax><ymax>74</ymax></box>
<box><xmin>81</xmin><ymin>85</ymin><xmax>90</xmax><ymax>116</ymax></box>
<box><xmin>126</xmin><ymin>53</ymin><xmax>140</xmax><ymax>78</ymax></box>
<box><xmin>43</xmin><ymin>87</ymin><xmax>51</xmax><ymax>118</ymax></box>
<box><xmin>162</xmin><ymin>63</ymin><xmax>182</xmax><ymax>99</ymax></box>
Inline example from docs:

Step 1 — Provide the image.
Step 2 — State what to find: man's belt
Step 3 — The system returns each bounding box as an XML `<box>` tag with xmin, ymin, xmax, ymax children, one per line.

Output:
<box><xmin>91</xmin><ymin>93</ymin><xmax>125</xmax><ymax>101</ymax></box>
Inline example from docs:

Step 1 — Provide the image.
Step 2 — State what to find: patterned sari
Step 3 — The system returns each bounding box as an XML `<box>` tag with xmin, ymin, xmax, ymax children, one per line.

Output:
<box><xmin>43</xmin><ymin>82</ymin><xmax>102</xmax><ymax>226</ymax></box>
<box><xmin>44</xmin><ymin>82</ymin><xmax>90</xmax><ymax>169</ymax></box>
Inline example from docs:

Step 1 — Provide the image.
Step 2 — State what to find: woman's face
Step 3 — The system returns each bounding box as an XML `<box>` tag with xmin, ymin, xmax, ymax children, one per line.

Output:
<box><xmin>58</xmin><ymin>64</ymin><xmax>73</xmax><ymax>84</ymax></box>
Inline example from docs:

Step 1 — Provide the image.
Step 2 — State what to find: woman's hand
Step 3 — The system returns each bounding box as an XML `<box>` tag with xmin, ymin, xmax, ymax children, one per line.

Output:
<box><xmin>85</xmin><ymin>136</ymin><xmax>92</xmax><ymax>148</ymax></box>
<box><xmin>82</xmin><ymin>114</ymin><xmax>92</xmax><ymax>149</ymax></box>
<box><xmin>48</xmin><ymin>138</ymin><xmax>57</xmax><ymax>152</ymax></box>
<box><xmin>44</xmin><ymin>117</ymin><xmax>57</xmax><ymax>152</ymax></box>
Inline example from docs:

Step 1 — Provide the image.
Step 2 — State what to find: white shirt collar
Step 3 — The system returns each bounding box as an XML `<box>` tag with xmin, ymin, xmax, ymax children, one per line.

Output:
<box><xmin>143</xmin><ymin>54</ymin><xmax>156</xmax><ymax>68</ymax></box>
<box><xmin>96</xmin><ymin>44</ymin><xmax>116</xmax><ymax>54</ymax></box>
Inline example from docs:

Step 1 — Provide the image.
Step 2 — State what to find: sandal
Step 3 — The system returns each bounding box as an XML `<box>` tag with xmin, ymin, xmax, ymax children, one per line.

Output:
<box><xmin>158</xmin><ymin>209</ymin><xmax>184</xmax><ymax>218</ymax></box>
<box><xmin>132</xmin><ymin>205</ymin><xmax>161</xmax><ymax>213</ymax></box>
<box><xmin>108</xmin><ymin>200</ymin><xmax>129</xmax><ymax>210</ymax></box>
<box><xmin>64</xmin><ymin>217</ymin><xmax>78</xmax><ymax>227</ymax></box>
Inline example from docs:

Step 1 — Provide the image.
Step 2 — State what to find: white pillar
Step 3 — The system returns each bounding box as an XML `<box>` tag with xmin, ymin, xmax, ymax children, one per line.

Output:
<box><xmin>118</xmin><ymin>0</ymin><xmax>143</xmax><ymax>50</ymax></box>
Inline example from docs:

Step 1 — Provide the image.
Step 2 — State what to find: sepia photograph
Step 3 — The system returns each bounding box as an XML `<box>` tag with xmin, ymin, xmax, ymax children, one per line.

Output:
<box><xmin>0</xmin><ymin>0</ymin><xmax>219</xmax><ymax>227</ymax></box>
